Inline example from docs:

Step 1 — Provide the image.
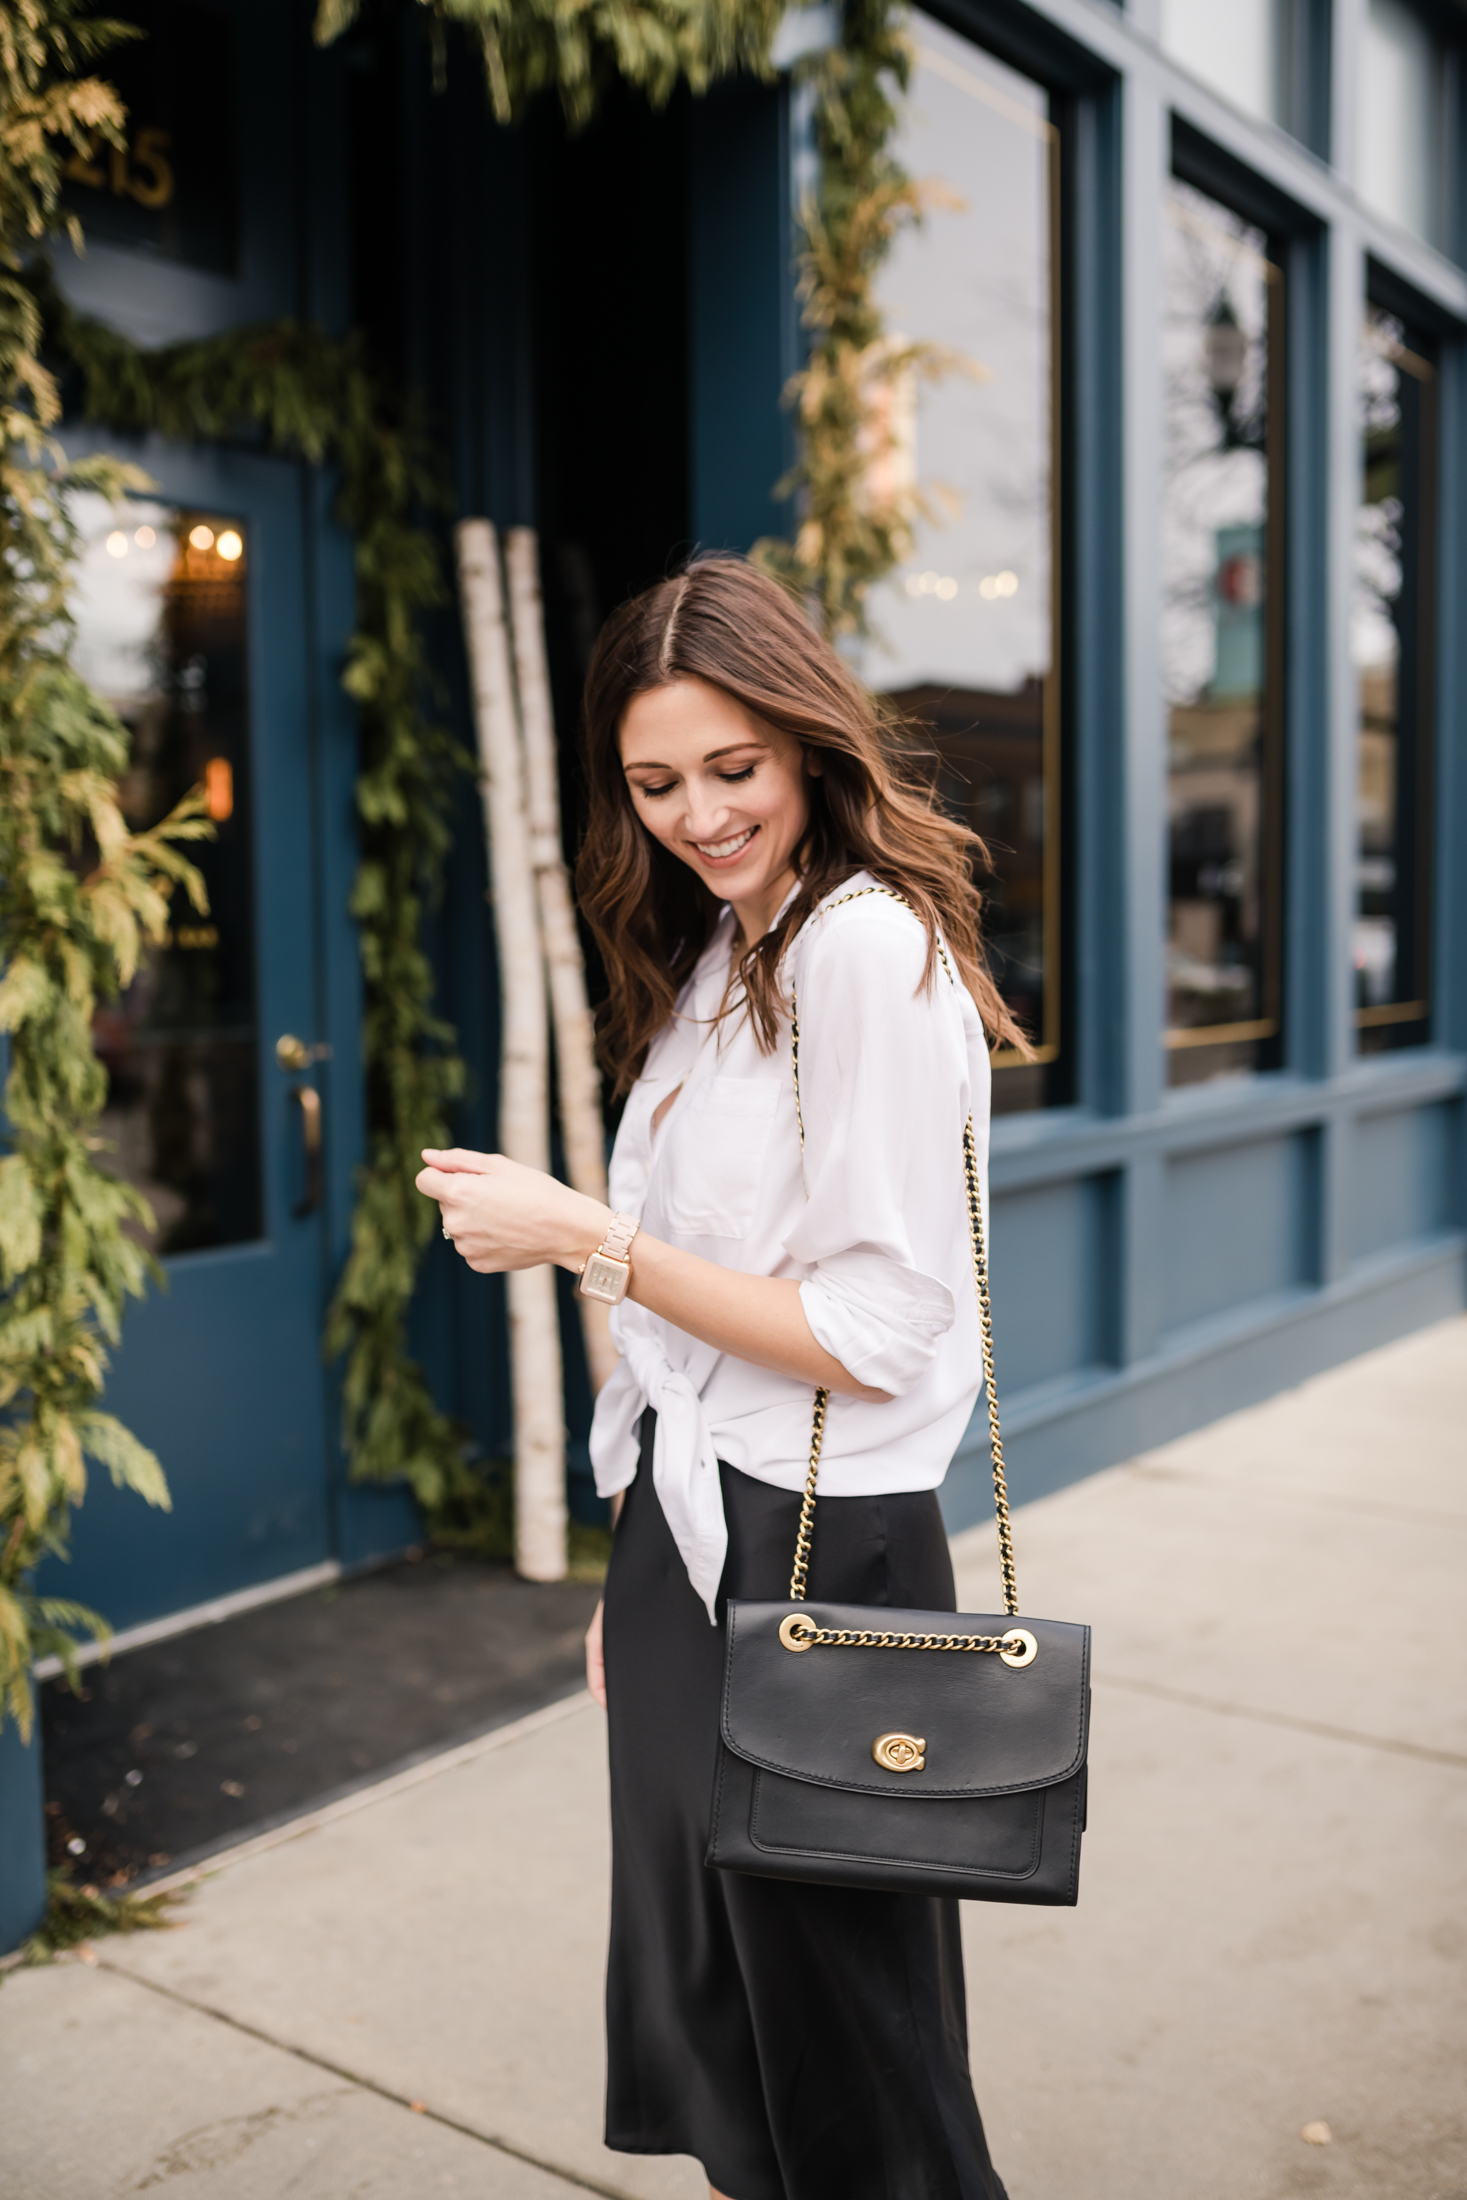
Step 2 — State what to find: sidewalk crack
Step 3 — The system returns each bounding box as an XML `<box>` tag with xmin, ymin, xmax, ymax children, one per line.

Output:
<box><xmin>1100</xmin><ymin>1675</ymin><xmax>1467</xmax><ymax>1768</ymax></box>
<box><xmin>94</xmin><ymin>1959</ymin><xmax>643</xmax><ymax>2200</ymax></box>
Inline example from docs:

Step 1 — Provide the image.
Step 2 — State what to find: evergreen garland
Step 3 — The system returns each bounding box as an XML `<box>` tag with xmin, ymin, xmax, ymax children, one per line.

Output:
<box><xmin>754</xmin><ymin>0</ymin><xmax>956</xmax><ymax>641</ymax></box>
<box><xmin>39</xmin><ymin>291</ymin><xmax>482</xmax><ymax>1515</ymax></box>
<box><xmin>0</xmin><ymin>0</ymin><xmax>199</xmax><ymax>1738</ymax></box>
<box><xmin>0</xmin><ymin>0</ymin><xmax>917</xmax><ymax>1737</ymax></box>
<box><xmin>314</xmin><ymin>0</ymin><xmax>784</xmax><ymax>126</ymax></box>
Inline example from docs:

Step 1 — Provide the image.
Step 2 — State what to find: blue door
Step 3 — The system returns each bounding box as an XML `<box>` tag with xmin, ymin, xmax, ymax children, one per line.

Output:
<box><xmin>43</xmin><ymin>436</ymin><xmax>346</xmax><ymax>1631</ymax></box>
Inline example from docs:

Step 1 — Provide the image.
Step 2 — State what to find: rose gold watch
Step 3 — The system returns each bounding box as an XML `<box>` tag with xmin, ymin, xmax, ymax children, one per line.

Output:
<box><xmin>578</xmin><ymin>1212</ymin><xmax>639</xmax><ymax>1306</ymax></box>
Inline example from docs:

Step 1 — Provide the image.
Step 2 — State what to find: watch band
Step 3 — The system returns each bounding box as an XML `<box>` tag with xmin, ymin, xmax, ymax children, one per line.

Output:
<box><xmin>578</xmin><ymin>1212</ymin><xmax>640</xmax><ymax>1305</ymax></box>
<box><xmin>599</xmin><ymin>1212</ymin><xmax>639</xmax><ymax>1264</ymax></box>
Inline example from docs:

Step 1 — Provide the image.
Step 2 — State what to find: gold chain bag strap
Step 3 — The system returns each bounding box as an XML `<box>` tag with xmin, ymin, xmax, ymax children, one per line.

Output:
<box><xmin>784</xmin><ymin>889</ymin><xmax>1035</xmax><ymax>1670</ymax></box>
<box><xmin>704</xmin><ymin>886</ymin><xmax>1090</xmax><ymax>1905</ymax></box>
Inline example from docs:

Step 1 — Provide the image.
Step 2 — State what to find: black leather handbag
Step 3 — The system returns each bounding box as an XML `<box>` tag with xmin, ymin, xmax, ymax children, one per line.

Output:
<box><xmin>706</xmin><ymin>893</ymin><xmax>1091</xmax><ymax>1905</ymax></box>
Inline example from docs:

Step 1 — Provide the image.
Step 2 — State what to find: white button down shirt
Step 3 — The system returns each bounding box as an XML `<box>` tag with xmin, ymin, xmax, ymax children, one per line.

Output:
<box><xmin>589</xmin><ymin>874</ymin><xmax>993</xmax><ymax>1620</ymax></box>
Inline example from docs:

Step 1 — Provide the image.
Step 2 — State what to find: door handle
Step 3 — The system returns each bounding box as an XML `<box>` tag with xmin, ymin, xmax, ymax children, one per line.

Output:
<box><xmin>276</xmin><ymin>1033</ymin><xmax>331</xmax><ymax>1071</ymax></box>
<box><xmin>290</xmin><ymin>1084</ymin><xmax>323</xmax><ymax>1217</ymax></box>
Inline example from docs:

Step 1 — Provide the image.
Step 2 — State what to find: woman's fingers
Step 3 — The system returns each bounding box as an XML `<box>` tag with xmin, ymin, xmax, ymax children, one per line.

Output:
<box><xmin>420</xmin><ymin>1147</ymin><xmax>501</xmax><ymax>1175</ymax></box>
<box><xmin>585</xmin><ymin>1598</ymin><xmax>607</xmax><ymax>1709</ymax></box>
<box><xmin>415</xmin><ymin>1165</ymin><xmax>459</xmax><ymax>1201</ymax></box>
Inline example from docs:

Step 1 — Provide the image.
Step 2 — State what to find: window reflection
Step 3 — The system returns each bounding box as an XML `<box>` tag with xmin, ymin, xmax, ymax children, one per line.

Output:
<box><xmin>1354</xmin><ymin>308</ymin><xmax>1435</xmax><ymax>1051</ymax></box>
<box><xmin>1360</xmin><ymin>0</ymin><xmax>1447</xmax><ymax>251</ymax></box>
<box><xmin>864</xmin><ymin>15</ymin><xmax>1060</xmax><ymax>1115</ymax></box>
<box><xmin>73</xmin><ymin>496</ymin><xmax>260</xmax><ymax>1251</ymax></box>
<box><xmin>1163</xmin><ymin>181</ymin><xmax>1284</xmax><ymax>1087</ymax></box>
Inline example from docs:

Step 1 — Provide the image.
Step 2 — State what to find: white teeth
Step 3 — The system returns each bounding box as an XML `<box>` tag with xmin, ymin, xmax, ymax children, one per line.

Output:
<box><xmin>694</xmin><ymin>828</ymin><xmax>756</xmax><ymax>859</ymax></box>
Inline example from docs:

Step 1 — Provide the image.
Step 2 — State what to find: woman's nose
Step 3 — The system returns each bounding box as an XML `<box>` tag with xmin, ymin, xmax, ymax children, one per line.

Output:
<box><xmin>683</xmin><ymin>787</ymin><xmax>734</xmax><ymax>841</ymax></box>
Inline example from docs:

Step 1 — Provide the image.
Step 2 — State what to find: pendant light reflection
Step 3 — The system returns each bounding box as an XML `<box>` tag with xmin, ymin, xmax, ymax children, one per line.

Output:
<box><xmin>204</xmin><ymin>756</ymin><xmax>234</xmax><ymax>822</ymax></box>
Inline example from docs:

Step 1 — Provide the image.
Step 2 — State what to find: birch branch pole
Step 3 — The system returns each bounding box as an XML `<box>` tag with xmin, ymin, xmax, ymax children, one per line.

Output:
<box><xmin>505</xmin><ymin>526</ymin><xmax>618</xmax><ymax>1395</ymax></box>
<box><xmin>454</xmin><ymin>519</ymin><xmax>567</xmax><ymax>1583</ymax></box>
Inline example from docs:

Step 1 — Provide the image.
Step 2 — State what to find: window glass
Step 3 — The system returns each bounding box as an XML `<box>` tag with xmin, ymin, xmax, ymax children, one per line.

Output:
<box><xmin>1359</xmin><ymin>0</ymin><xmax>1447</xmax><ymax>251</ymax></box>
<box><xmin>72</xmin><ymin>497</ymin><xmax>260</xmax><ymax>1251</ymax></box>
<box><xmin>1354</xmin><ymin>307</ymin><xmax>1436</xmax><ymax>1051</ymax></box>
<box><xmin>864</xmin><ymin>14</ymin><xmax>1061</xmax><ymax>1114</ymax></box>
<box><xmin>1162</xmin><ymin>180</ymin><xmax>1284</xmax><ymax>1087</ymax></box>
<box><xmin>1159</xmin><ymin>0</ymin><xmax>1294</xmax><ymax>130</ymax></box>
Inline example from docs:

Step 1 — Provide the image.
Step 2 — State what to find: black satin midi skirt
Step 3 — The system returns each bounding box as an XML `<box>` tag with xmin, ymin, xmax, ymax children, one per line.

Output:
<box><xmin>602</xmin><ymin>1413</ymin><xmax>1009</xmax><ymax>2200</ymax></box>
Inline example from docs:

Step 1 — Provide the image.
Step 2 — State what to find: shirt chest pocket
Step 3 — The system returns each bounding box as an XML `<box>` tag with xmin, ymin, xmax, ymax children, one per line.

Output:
<box><xmin>659</xmin><ymin>1077</ymin><xmax>782</xmax><ymax>1240</ymax></box>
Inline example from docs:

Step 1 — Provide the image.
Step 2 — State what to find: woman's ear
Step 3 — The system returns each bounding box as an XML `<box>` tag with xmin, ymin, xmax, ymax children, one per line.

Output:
<box><xmin>804</xmin><ymin>746</ymin><xmax>825</xmax><ymax>780</ymax></box>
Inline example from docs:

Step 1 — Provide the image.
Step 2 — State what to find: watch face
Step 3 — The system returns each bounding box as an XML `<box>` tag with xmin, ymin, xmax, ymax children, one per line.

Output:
<box><xmin>580</xmin><ymin>1253</ymin><xmax>628</xmax><ymax>1304</ymax></box>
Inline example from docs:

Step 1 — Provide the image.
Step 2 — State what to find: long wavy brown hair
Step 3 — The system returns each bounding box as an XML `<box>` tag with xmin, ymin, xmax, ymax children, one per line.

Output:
<box><xmin>576</xmin><ymin>555</ymin><xmax>1031</xmax><ymax>1096</ymax></box>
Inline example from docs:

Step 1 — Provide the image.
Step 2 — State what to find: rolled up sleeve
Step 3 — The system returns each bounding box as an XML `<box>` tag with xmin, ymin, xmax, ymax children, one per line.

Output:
<box><xmin>783</xmin><ymin>901</ymin><xmax>968</xmax><ymax>1398</ymax></box>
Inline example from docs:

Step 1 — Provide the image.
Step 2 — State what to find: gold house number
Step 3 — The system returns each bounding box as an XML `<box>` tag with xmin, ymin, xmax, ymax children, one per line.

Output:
<box><xmin>64</xmin><ymin>126</ymin><xmax>175</xmax><ymax>211</ymax></box>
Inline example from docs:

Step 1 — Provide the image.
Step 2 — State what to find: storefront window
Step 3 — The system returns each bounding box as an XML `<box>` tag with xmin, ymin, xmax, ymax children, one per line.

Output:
<box><xmin>1359</xmin><ymin>0</ymin><xmax>1448</xmax><ymax>252</ymax></box>
<box><xmin>1159</xmin><ymin>0</ymin><xmax>1296</xmax><ymax>131</ymax></box>
<box><xmin>1162</xmin><ymin>179</ymin><xmax>1285</xmax><ymax>1087</ymax></box>
<box><xmin>72</xmin><ymin>497</ymin><xmax>260</xmax><ymax>1252</ymax></box>
<box><xmin>1354</xmin><ymin>307</ymin><xmax>1436</xmax><ymax>1051</ymax></box>
<box><xmin>864</xmin><ymin>14</ymin><xmax>1061</xmax><ymax>1114</ymax></box>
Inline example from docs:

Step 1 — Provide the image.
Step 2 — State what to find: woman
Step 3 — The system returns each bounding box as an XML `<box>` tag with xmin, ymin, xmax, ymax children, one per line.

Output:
<box><xmin>418</xmin><ymin>556</ymin><xmax>1028</xmax><ymax>2200</ymax></box>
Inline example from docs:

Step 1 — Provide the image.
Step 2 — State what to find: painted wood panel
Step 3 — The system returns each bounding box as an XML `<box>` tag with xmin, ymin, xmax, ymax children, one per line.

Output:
<box><xmin>1161</xmin><ymin>1135</ymin><xmax>1308</xmax><ymax>1333</ymax></box>
<box><xmin>989</xmin><ymin>1177</ymin><xmax>1107</xmax><ymax>1393</ymax></box>
<box><xmin>1349</xmin><ymin>1102</ymin><xmax>1454</xmax><ymax>1261</ymax></box>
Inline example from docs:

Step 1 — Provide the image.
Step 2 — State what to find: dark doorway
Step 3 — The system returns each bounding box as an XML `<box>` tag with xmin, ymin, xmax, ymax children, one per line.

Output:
<box><xmin>531</xmin><ymin>84</ymin><xmax>692</xmax><ymax>735</ymax></box>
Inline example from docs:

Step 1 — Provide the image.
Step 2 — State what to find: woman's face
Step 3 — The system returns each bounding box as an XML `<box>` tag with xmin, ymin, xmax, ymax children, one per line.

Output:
<box><xmin>619</xmin><ymin>677</ymin><xmax>819</xmax><ymax>942</ymax></box>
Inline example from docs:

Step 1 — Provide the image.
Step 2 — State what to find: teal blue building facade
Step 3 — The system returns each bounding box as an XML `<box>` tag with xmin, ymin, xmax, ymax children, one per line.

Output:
<box><xmin>2</xmin><ymin>0</ymin><xmax>1464</xmax><ymax>1947</ymax></box>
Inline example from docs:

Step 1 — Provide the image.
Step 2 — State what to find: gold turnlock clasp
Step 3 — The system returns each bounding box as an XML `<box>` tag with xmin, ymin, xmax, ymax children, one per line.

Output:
<box><xmin>999</xmin><ymin>1628</ymin><xmax>1038</xmax><ymax>1668</ymax></box>
<box><xmin>779</xmin><ymin>1613</ymin><xmax>818</xmax><ymax>1653</ymax></box>
<box><xmin>872</xmin><ymin>1732</ymin><xmax>926</xmax><ymax>1772</ymax></box>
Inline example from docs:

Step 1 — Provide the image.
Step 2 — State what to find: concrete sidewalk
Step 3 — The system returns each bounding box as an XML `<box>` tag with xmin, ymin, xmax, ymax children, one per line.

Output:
<box><xmin>2</xmin><ymin>1318</ymin><xmax>1464</xmax><ymax>2200</ymax></box>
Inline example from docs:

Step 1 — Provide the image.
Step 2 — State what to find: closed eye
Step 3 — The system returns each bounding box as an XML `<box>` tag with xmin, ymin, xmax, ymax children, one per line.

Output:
<box><xmin>719</xmin><ymin>765</ymin><xmax>756</xmax><ymax>784</ymax></box>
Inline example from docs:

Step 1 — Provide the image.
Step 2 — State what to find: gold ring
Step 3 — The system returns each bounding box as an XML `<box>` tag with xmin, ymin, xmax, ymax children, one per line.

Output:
<box><xmin>779</xmin><ymin>1612</ymin><xmax>817</xmax><ymax>1653</ymax></box>
<box><xmin>999</xmin><ymin>1627</ymin><xmax>1038</xmax><ymax>1668</ymax></box>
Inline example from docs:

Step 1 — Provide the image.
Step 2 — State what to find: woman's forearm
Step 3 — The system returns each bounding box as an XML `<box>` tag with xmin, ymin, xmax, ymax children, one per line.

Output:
<box><xmin>621</xmin><ymin>1233</ymin><xmax>889</xmax><ymax>1402</ymax></box>
<box><xmin>415</xmin><ymin>1148</ymin><xmax>886</xmax><ymax>1402</ymax></box>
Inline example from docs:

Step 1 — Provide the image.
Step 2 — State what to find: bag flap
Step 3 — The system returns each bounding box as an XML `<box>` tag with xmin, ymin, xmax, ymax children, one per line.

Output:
<box><xmin>721</xmin><ymin>1600</ymin><xmax>1090</xmax><ymax>1798</ymax></box>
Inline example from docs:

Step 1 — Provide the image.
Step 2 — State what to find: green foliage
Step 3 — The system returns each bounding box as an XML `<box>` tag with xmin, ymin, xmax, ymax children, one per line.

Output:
<box><xmin>0</xmin><ymin>0</ymin><xmax>911</xmax><ymax>1753</ymax></box>
<box><xmin>314</xmin><ymin>0</ymin><xmax>782</xmax><ymax>127</ymax></box>
<box><xmin>8</xmin><ymin>1866</ymin><xmax>181</xmax><ymax>1968</ymax></box>
<box><xmin>0</xmin><ymin>7</ymin><xmax>219</xmax><ymax>1739</ymax></box>
<box><xmin>753</xmin><ymin>0</ymin><xmax>953</xmax><ymax>639</ymax></box>
<box><xmin>43</xmin><ymin>286</ymin><xmax>478</xmax><ymax>1519</ymax></box>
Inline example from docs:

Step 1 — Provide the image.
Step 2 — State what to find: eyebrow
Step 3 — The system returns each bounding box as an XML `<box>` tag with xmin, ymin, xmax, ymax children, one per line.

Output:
<box><xmin>623</xmin><ymin>741</ymin><xmax>766</xmax><ymax>773</ymax></box>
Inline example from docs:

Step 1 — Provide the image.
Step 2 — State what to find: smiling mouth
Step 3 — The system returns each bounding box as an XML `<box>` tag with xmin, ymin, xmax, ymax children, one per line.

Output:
<box><xmin>691</xmin><ymin>826</ymin><xmax>758</xmax><ymax>862</ymax></box>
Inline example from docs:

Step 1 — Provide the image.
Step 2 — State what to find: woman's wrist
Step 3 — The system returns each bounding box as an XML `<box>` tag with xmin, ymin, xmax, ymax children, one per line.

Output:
<box><xmin>555</xmin><ymin>1197</ymin><xmax>616</xmax><ymax>1275</ymax></box>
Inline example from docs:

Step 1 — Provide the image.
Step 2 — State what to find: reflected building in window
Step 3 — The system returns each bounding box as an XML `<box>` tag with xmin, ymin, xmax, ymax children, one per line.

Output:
<box><xmin>1354</xmin><ymin>307</ymin><xmax>1436</xmax><ymax>1050</ymax></box>
<box><xmin>1162</xmin><ymin>180</ymin><xmax>1284</xmax><ymax>1087</ymax></box>
<box><xmin>862</xmin><ymin>15</ymin><xmax>1061</xmax><ymax>1115</ymax></box>
<box><xmin>72</xmin><ymin>498</ymin><xmax>260</xmax><ymax>1252</ymax></box>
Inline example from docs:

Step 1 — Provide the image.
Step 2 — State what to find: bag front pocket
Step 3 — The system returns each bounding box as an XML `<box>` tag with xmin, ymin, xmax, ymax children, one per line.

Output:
<box><xmin>660</xmin><ymin>1077</ymin><xmax>781</xmax><ymax>1239</ymax></box>
<box><xmin>749</xmin><ymin>1769</ymin><xmax>1045</xmax><ymax>1878</ymax></box>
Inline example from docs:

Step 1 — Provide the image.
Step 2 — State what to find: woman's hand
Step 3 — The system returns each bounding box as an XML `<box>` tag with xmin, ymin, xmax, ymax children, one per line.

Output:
<box><xmin>417</xmin><ymin>1153</ymin><xmax>885</xmax><ymax>1402</ymax></box>
<box><xmin>586</xmin><ymin>1598</ymin><xmax>607</xmax><ymax>1709</ymax></box>
<box><xmin>417</xmin><ymin>1148</ymin><xmax>611</xmax><ymax>1275</ymax></box>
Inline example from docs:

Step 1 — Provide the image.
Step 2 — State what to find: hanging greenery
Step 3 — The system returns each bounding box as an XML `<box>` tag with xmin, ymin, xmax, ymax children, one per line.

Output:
<box><xmin>0</xmin><ymin>0</ymin><xmax>918</xmax><ymax>1738</ymax></box>
<box><xmin>313</xmin><ymin>0</ymin><xmax>784</xmax><ymax>127</ymax></box>
<box><xmin>36</xmin><ymin>291</ymin><xmax>484</xmax><ymax>1510</ymax></box>
<box><xmin>0</xmin><ymin>0</ymin><xmax>202</xmax><ymax>1740</ymax></box>
<box><xmin>0</xmin><ymin>0</ymin><xmax>482</xmax><ymax>1732</ymax></box>
<box><xmin>753</xmin><ymin>0</ymin><xmax>960</xmax><ymax>642</ymax></box>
